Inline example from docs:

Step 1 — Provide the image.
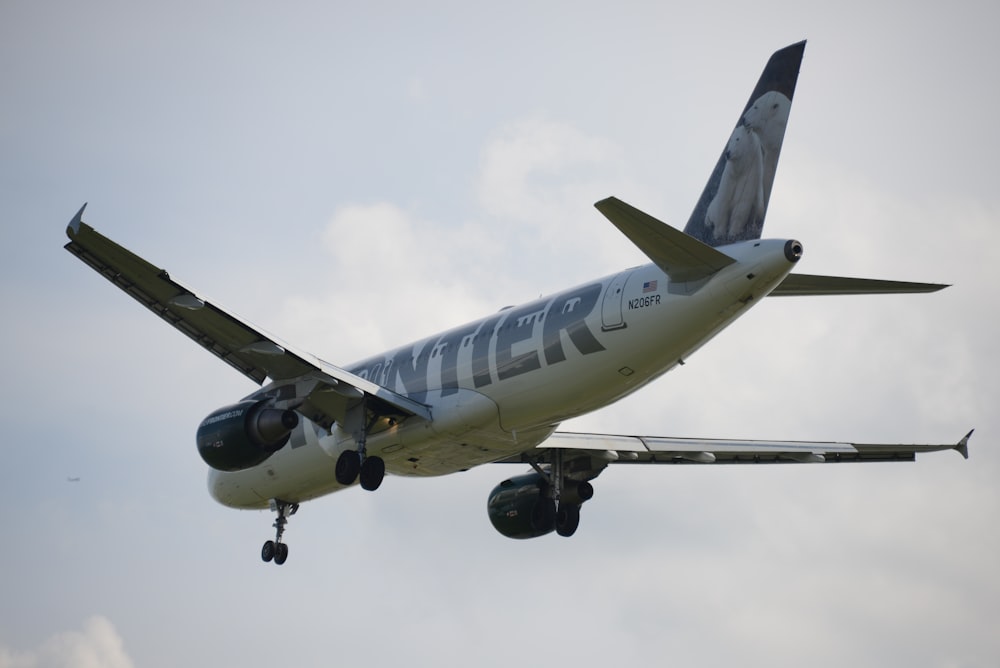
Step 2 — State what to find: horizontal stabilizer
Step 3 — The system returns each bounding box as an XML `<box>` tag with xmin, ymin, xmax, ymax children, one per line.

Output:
<box><xmin>595</xmin><ymin>197</ymin><xmax>735</xmax><ymax>284</ymax></box>
<box><xmin>770</xmin><ymin>273</ymin><xmax>949</xmax><ymax>296</ymax></box>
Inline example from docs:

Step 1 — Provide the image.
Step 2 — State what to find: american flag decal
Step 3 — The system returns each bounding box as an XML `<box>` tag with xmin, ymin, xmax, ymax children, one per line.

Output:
<box><xmin>643</xmin><ymin>280</ymin><xmax>657</xmax><ymax>293</ymax></box>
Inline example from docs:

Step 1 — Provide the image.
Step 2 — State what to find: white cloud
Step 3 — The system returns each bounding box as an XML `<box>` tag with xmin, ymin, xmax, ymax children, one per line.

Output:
<box><xmin>406</xmin><ymin>76</ymin><xmax>428</xmax><ymax>102</ymax></box>
<box><xmin>279</xmin><ymin>201</ymin><xmax>497</xmax><ymax>359</ymax></box>
<box><xmin>475</xmin><ymin>117</ymin><xmax>628</xmax><ymax>247</ymax></box>
<box><xmin>477</xmin><ymin>117</ymin><xmax>620</xmax><ymax>219</ymax></box>
<box><xmin>0</xmin><ymin>617</ymin><xmax>133</xmax><ymax>668</ymax></box>
<box><xmin>473</xmin><ymin>117</ymin><xmax>666</xmax><ymax>285</ymax></box>
<box><xmin>277</xmin><ymin>118</ymin><xmax>638</xmax><ymax>362</ymax></box>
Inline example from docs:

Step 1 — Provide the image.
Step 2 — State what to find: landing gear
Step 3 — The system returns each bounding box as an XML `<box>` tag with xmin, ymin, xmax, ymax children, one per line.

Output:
<box><xmin>334</xmin><ymin>450</ymin><xmax>386</xmax><ymax>490</ymax></box>
<box><xmin>334</xmin><ymin>399</ymin><xmax>386</xmax><ymax>491</ymax></box>
<box><xmin>529</xmin><ymin>451</ymin><xmax>595</xmax><ymax>539</ymax></box>
<box><xmin>261</xmin><ymin>499</ymin><xmax>297</xmax><ymax>565</ymax></box>
<box><xmin>359</xmin><ymin>455</ymin><xmax>385</xmax><ymax>491</ymax></box>
<box><xmin>335</xmin><ymin>450</ymin><xmax>361</xmax><ymax>485</ymax></box>
<box><xmin>261</xmin><ymin>540</ymin><xmax>290</xmax><ymax>565</ymax></box>
<box><xmin>261</xmin><ymin>539</ymin><xmax>286</xmax><ymax>565</ymax></box>
<box><xmin>531</xmin><ymin>497</ymin><xmax>556</xmax><ymax>531</ymax></box>
<box><xmin>555</xmin><ymin>503</ymin><xmax>580</xmax><ymax>537</ymax></box>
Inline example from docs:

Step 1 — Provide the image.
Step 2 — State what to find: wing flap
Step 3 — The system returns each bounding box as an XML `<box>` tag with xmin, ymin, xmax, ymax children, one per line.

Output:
<box><xmin>595</xmin><ymin>197</ymin><xmax>736</xmax><ymax>284</ymax></box>
<box><xmin>770</xmin><ymin>273</ymin><xmax>948</xmax><ymax>296</ymax></box>
<box><xmin>503</xmin><ymin>430</ymin><xmax>972</xmax><ymax>464</ymax></box>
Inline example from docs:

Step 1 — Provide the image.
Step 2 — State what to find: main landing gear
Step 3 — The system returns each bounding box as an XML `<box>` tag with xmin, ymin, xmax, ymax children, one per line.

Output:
<box><xmin>530</xmin><ymin>450</ymin><xmax>594</xmax><ymax>538</ymax></box>
<box><xmin>335</xmin><ymin>450</ymin><xmax>386</xmax><ymax>490</ymax></box>
<box><xmin>334</xmin><ymin>405</ymin><xmax>386</xmax><ymax>491</ymax></box>
<box><xmin>261</xmin><ymin>499</ymin><xmax>297</xmax><ymax>565</ymax></box>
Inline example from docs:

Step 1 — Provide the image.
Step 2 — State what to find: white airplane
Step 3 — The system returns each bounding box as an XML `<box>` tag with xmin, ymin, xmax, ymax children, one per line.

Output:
<box><xmin>65</xmin><ymin>41</ymin><xmax>970</xmax><ymax>565</ymax></box>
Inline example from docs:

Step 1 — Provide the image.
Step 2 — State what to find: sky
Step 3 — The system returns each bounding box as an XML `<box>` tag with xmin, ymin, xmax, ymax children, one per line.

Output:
<box><xmin>2</xmin><ymin>1</ymin><xmax>998</xmax><ymax>666</ymax></box>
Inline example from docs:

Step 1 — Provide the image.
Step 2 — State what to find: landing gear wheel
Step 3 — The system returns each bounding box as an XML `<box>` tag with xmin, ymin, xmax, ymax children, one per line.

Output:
<box><xmin>359</xmin><ymin>456</ymin><xmax>386</xmax><ymax>491</ymax></box>
<box><xmin>261</xmin><ymin>499</ymin><xmax>298</xmax><ymax>565</ymax></box>
<box><xmin>335</xmin><ymin>450</ymin><xmax>361</xmax><ymax>485</ymax></box>
<box><xmin>531</xmin><ymin>497</ymin><xmax>557</xmax><ymax>532</ymax></box>
<box><xmin>556</xmin><ymin>503</ymin><xmax>581</xmax><ymax>537</ymax></box>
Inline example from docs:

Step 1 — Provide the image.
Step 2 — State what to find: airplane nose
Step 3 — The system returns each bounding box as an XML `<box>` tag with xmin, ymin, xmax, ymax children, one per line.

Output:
<box><xmin>784</xmin><ymin>239</ymin><xmax>804</xmax><ymax>262</ymax></box>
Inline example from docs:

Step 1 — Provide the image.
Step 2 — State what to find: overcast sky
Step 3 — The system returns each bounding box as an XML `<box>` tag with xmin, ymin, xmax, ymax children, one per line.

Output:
<box><xmin>2</xmin><ymin>1</ymin><xmax>998</xmax><ymax>667</ymax></box>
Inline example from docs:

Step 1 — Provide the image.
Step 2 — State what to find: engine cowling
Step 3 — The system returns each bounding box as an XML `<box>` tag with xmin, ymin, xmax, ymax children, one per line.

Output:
<box><xmin>196</xmin><ymin>400</ymin><xmax>299</xmax><ymax>472</ymax></box>
<box><xmin>488</xmin><ymin>472</ymin><xmax>596</xmax><ymax>539</ymax></box>
<box><xmin>487</xmin><ymin>472</ymin><xmax>555</xmax><ymax>539</ymax></box>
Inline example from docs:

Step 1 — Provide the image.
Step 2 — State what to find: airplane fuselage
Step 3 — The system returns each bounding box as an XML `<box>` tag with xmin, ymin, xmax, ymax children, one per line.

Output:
<box><xmin>208</xmin><ymin>238</ymin><xmax>799</xmax><ymax>509</ymax></box>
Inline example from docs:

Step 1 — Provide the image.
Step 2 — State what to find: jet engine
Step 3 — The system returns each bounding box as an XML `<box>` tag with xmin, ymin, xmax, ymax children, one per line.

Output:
<box><xmin>196</xmin><ymin>400</ymin><xmax>299</xmax><ymax>472</ymax></box>
<box><xmin>487</xmin><ymin>472</ymin><xmax>593</xmax><ymax>539</ymax></box>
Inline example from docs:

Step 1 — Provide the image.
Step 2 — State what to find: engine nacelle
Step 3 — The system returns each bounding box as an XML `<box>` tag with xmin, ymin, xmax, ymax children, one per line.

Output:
<box><xmin>487</xmin><ymin>473</ymin><xmax>596</xmax><ymax>539</ymax></box>
<box><xmin>487</xmin><ymin>472</ymin><xmax>554</xmax><ymax>539</ymax></box>
<box><xmin>196</xmin><ymin>400</ymin><xmax>299</xmax><ymax>472</ymax></box>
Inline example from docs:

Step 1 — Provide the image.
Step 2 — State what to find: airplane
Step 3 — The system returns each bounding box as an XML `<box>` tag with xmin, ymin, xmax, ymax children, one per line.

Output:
<box><xmin>64</xmin><ymin>41</ymin><xmax>971</xmax><ymax>566</ymax></box>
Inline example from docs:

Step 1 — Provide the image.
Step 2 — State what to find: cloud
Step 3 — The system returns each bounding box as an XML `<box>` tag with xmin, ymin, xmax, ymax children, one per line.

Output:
<box><xmin>406</xmin><ymin>76</ymin><xmax>428</xmax><ymax>103</ymax></box>
<box><xmin>275</xmin><ymin>117</ymin><xmax>637</xmax><ymax>362</ymax></box>
<box><xmin>0</xmin><ymin>617</ymin><xmax>133</xmax><ymax>668</ymax></box>
<box><xmin>473</xmin><ymin>117</ymin><xmax>662</xmax><ymax>286</ymax></box>
<box><xmin>477</xmin><ymin>117</ymin><xmax>620</xmax><ymax>218</ymax></box>
<box><xmin>278</xmin><ymin>200</ymin><xmax>498</xmax><ymax>359</ymax></box>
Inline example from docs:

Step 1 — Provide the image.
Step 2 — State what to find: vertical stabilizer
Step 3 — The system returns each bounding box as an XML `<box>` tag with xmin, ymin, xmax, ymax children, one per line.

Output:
<box><xmin>683</xmin><ymin>41</ymin><xmax>805</xmax><ymax>247</ymax></box>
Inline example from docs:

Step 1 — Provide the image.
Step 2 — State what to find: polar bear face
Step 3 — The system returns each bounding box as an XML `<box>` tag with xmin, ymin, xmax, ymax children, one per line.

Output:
<box><xmin>723</xmin><ymin>123</ymin><xmax>760</xmax><ymax>174</ymax></box>
<box><xmin>741</xmin><ymin>90</ymin><xmax>791</xmax><ymax>156</ymax></box>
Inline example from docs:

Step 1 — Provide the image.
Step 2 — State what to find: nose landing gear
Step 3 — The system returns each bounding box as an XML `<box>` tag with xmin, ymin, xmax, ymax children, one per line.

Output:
<box><xmin>261</xmin><ymin>499</ymin><xmax>298</xmax><ymax>565</ymax></box>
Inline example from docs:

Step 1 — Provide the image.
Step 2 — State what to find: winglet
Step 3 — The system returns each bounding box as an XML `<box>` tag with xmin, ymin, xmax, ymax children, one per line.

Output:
<box><xmin>67</xmin><ymin>203</ymin><xmax>88</xmax><ymax>237</ymax></box>
<box><xmin>955</xmin><ymin>429</ymin><xmax>973</xmax><ymax>460</ymax></box>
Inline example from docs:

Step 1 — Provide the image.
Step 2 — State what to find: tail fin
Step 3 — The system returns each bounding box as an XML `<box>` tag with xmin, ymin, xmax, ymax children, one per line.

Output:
<box><xmin>683</xmin><ymin>41</ymin><xmax>805</xmax><ymax>247</ymax></box>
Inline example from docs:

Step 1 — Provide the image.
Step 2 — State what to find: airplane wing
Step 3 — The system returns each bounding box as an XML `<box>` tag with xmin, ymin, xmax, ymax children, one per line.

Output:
<box><xmin>501</xmin><ymin>429</ymin><xmax>972</xmax><ymax>467</ymax></box>
<box><xmin>770</xmin><ymin>273</ymin><xmax>948</xmax><ymax>296</ymax></box>
<box><xmin>63</xmin><ymin>204</ymin><xmax>432</xmax><ymax>427</ymax></box>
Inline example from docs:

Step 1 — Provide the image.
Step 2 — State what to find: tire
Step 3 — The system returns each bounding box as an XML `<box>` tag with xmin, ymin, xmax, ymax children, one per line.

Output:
<box><xmin>274</xmin><ymin>542</ymin><xmax>289</xmax><ymax>565</ymax></box>
<box><xmin>359</xmin><ymin>456</ymin><xmax>386</xmax><ymax>491</ymax></box>
<box><xmin>531</xmin><ymin>497</ymin><xmax>556</xmax><ymax>532</ymax></box>
<box><xmin>335</xmin><ymin>450</ymin><xmax>361</xmax><ymax>485</ymax></box>
<box><xmin>556</xmin><ymin>503</ymin><xmax>580</xmax><ymax>537</ymax></box>
<box><xmin>261</xmin><ymin>540</ymin><xmax>276</xmax><ymax>562</ymax></box>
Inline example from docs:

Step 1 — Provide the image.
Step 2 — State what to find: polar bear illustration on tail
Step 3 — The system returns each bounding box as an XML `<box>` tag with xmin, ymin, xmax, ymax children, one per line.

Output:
<box><xmin>741</xmin><ymin>90</ymin><xmax>792</xmax><ymax>206</ymax></box>
<box><xmin>683</xmin><ymin>41</ymin><xmax>804</xmax><ymax>247</ymax></box>
<box><xmin>702</xmin><ymin>89</ymin><xmax>792</xmax><ymax>243</ymax></box>
<box><xmin>705</xmin><ymin>122</ymin><xmax>765</xmax><ymax>241</ymax></box>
